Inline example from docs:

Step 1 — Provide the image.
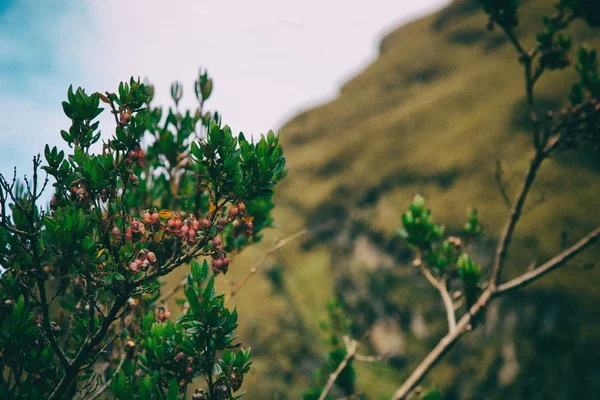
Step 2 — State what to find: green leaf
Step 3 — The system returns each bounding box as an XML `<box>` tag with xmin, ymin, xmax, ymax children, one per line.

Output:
<box><xmin>167</xmin><ymin>378</ymin><xmax>179</xmax><ymax>400</ymax></box>
<box><xmin>201</xmin><ymin>259</ymin><xmax>209</xmax><ymax>282</ymax></box>
<box><xmin>256</xmin><ymin>138</ymin><xmax>268</xmax><ymax>159</ymax></box>
<box><xmin>185</xmin><ymin>286</ymin><xmax>202</xmax><ymax>315</ymax></box>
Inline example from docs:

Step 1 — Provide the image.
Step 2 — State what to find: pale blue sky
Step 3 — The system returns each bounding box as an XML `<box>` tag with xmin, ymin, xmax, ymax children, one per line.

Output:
<box><xmin>0</xmin><ymin>0</ymin><xmax>448</xmax><ymax>181</ymax></box>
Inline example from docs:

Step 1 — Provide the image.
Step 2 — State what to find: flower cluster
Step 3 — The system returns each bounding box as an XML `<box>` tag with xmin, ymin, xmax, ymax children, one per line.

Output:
<box><xmin>128</xmin><ymin>250</ymin><xmax>158</xmax><ymax>273</ymax></box>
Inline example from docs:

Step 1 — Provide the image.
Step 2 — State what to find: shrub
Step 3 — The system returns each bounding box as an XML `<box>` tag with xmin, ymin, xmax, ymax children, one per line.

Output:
<box><xmin>0</xmin><ymin>71</ymin><xmax>285</xmax><ymax>399</ymax></box>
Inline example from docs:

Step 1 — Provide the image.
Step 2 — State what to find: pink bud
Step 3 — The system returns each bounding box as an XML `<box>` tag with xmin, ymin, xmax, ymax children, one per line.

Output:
<box><xmin>146</xmin><ymin>252</ymin><xmax>157</xmax><ymax>264</ymax></box>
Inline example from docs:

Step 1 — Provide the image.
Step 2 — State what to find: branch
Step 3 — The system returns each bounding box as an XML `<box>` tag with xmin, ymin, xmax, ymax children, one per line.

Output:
<box><xmin>86</xmin><ymin>352</ymin><xmax>127</xmax><ymax>400</ymax></box>
<box><xmin>391</xmin><ymin>290</ymin><xmax>492</xmax><ymax>399</ymax></box>
<box><xmin>317</xmin><ymin>337</ymin><xmax>359</xmax><ymax>400</ymax></box>
<box><xmin>392</xmin><ymin>227</ymin><xmax>599</xmax><ymax>399</ymax></box>
<box><xmin>501</xmin><ymin>27</ymin><xmax>526</xmax><ymax>56</ymax></box>
<box><xmin>354</xmin><ymin>352</ymin><xmax>388</xmax><ymax>363</ymax></box>
<box><xmin>438</xmin><ymin>282</ymin><xmax>457</xmax><ymax>334</ymax></box>
<box><xmin>226</xmin><ymin>229</ymin><xmax>307</xmax><ymax>302</ymax></box>
<box><xmin>489</xmin><ymin>150</ymin><xmax>545</xmax><ymax>288</ymax></box>
<box><xmin>49</xmin><ymin>293</ymin><xmax>129</xmax><ymax>400</ymax></box>
<box><xmin>418</xmin><ymin>263</ymin><xmax>456</xmax><ymax>333</ymax></box>
<box><xmin>496</xmin><ymin>227</ymin><xmax>600</xmax><ymax>296</ymax></box>
<box><xmin>494</xmin><ymin>159</ymin><xmax>512</xmax><ymax>209</ymax></box>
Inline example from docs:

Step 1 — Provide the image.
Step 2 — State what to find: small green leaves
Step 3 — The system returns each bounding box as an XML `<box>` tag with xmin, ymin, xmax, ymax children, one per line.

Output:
<box><xmin>457</xmin><ymin>253</ymin><xmax>482</xmax><ymax>287</ymax></box>
<box><xmin>60</xmin><ymin>85</ymin><xmax>104</xmax><ymax>149</ymax></box>
<box><xmin>537</xmin><ymin>15</ymin><xmax>573</xmax><ymax>71</ymax></box>
<box><xmin>464</xmin><ymin>209</ymin><xmax>481</xmax><ymax>237</ymax></box>
<box><xmin>399</xmin><ymin>195</ymin><xmax>444</xmax><ymax>249</ymax></box>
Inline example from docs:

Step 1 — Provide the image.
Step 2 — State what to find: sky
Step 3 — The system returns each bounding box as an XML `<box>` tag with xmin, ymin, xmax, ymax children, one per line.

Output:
<box><xmin>0</xmin><ymin>0</ymin><xmax>449</xmax><ymax>181</ymax></box>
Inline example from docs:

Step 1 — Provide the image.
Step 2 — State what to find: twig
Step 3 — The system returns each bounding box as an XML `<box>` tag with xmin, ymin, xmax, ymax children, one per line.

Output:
<box><xmin>438</xmin><ymin>282</ymin><xmax>457</xmax><ymax>334</ymax></box>
<box><xmin>392</xmin><ymin>227</ymin><xmax>599</xmax><ymax>399</ymax></box>
<box><xmin>496</xmin><ymin>227</ymin><xmax>600</xmax><ymax>295</ymax></box>
<box><xmin>160</xmin><ymin>276</ymin><xmax>188</xmax><ymax>303</ymax></box>
<box><xmin>317</xmin><ymin>337</ymin><xmax>359</xmax><ymax>400</ymax></box>
<box><xmin>494</xmin><ymin>159</ymin><xmax>512</xmax><ymax>209</ymax></box>
<box><xmin>354</xmin><ymin>353</ymin><xmax>388</xmax><ymax>363</ymax></box>
<box><xmin>418</xmin><ymin>263</ymin><xmax>456</xmax><ymax>333</ymax></box>
<box><xmin>489</xmin><ymin>150</ymin><xmax>545</xmax><ymax>289</ymax></box>
<box><xmin>49</xmin><ymin>294</ymin><xmax>129</xmax><ymax>400</ymax></box>
<box><xmin>86</xmin><ymin>352</ymin><xmax>127</xmax><ymax>400</ymax></box>
<box><xmin>226</xmin><ymin>229</ymin><xmax>308</xmax><ymax>302</ymax></box>
<box><xmin>158</xmin><ymin>229</ymin><xmax>307</xmax><ymax>304</ymax></box>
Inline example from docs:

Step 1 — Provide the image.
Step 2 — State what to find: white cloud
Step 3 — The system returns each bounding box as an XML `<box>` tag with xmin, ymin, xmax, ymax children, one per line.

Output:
<box><xmin>0</xmin><ymin>0</ymin><xmax>449</xmax><ymax>180</ymax></box>
<box><xmin>84</xmin><ymin>0</ymin><xmax>449</xmax><ymax>136</ymax></box>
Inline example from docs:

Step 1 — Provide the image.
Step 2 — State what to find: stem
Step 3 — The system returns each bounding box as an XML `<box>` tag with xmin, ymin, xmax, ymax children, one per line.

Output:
<box><xmin>392</xmin><ymin>226</ymin><xmax>599</xmax><ymax>399</ymax></box>
<box><xmin>392</xmin><ymin>290</ymin><xmax>492</xmax><ymax>399</ymax></box>
<box><xmin>226</xmin><ymin>229</ymin><xmax>307</xmax><ymax>302</ymax></box>
<box><xmin>318</xmin><ymin>338</ymin><xmax>359</xmax><ymax>400</ymax></box>
<box><xmin>49</xmin><ymin>293</ymin><xmax>129</xmax><ymax>400</ymax></box>
<box><xmin>418</xmin><ymin>264</ymin><xmax>456</xmax><ymax>333</ymax></box>
<box><xmin>489</xmin><ymin>150</ymin><xmax>545</xmax><ymax>289</ymax></box>
<box><xmin>439</xmin><ymin>282</ymin><xmax>457</xmax><ymax>334</ymax></box>
<box><xmin>87</xmin><ymin>352</ymin><xmax>127</xmax><ymax>400</ymax></box>
<box><xmin>496</xmin><ymin>227</ymin><xmax>600</xmax><ymax>296</ymax></box>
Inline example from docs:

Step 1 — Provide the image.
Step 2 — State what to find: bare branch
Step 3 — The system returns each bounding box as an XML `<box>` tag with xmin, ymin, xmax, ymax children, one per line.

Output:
<box><xmin>494</xmin><ymin>159</ymin><xmax>512</xmax><ymax>209</ymax></box>
<box><xmin>438</xmin><ymin>282</ymin><xmax>457</xmax><ymax>334</ymax></box>
<box><xmin>318</xmin><ymin>337</ymin><xmax>359</xmax><ymax>400</ymax></box>
<box><xmin>490</xmin><ymin>150</ymin><xmax>545</xmax><ymax>288</ymax></box>
<box><xmin>417</xmin><ymin>263</ymin><xmax>456</xmax><ymax>333</ymax></box>
<box><xmin>392</xmin><ymin>290</ymin><xmax>492</xmax><ymax>399</ymax></box>
<box><xmin>85</xmin><ymin>352</ymin><xmax>127</xmax><ymax>400</ymax></box>
<box><xmin>392</xmin><ymin>227</ymin><xmax>599</xmax><ymax>399</ymax></box>
<box><xmin>496</xmin><ymin>227</ymin><xmax>600</xmax><ymax>296</ymax></box>
<box><xmin>354</xmin><ymin>353</ymin><xmax>388</xmax><ymax>363</ymax></box>
<box><xmin>226</xmin><ymin>229</ymin><xmax>307</xmax><ymax>302</ymax></box>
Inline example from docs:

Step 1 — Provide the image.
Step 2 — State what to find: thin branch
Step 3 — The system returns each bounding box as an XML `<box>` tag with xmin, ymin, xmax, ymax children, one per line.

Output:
<box><xmin>418</xmin><ymin>263</ymin><xmax>456</xmax><ymax>333</ymax></box>
<box><xmin>86</xmin><ymin>352</ymin><xmax>127</xmax><ymax>400</ymax></box>
<box><xmin>226</xmin><ymin>229</ymin><xmax>307</xmax><ymax>302</ymax></box>
<box><xmin>392</xmin><ymin>227</ymin><xmax>599</xmax><ymax>399</ymax></box>
<box><xmin>438</xmin><ymin>282</ymin><xmax>457</xmax><ymax>334</ymax></box>
<box><xmin>160</xmin><ymin>276</ymin><xmax>188</xmax><ymax>303</ymax></box>
<box><xmin>392</xmin><ymin>290</ymin><xmax>491</xmax><ymax>400</ymax></box>
<box><xmin>158</xmin><ymin>229</ymin><xmax>307</xmax><ymax>304</ymax></box>
<box><xmin>496</xmin><ymin>227</ymin><xmax>600</xmax><ymax>296</ymax></box>
<box><xmin>354</xmin><ymin>352</ymin><xmax>388</xmax><ymax>363</ymax></box>
<box><xmin>80</xmin><ymin>332</ymin><xmax>120</xmax><ymax>372</ymax></box>
<box><xmin>494</xmin><ymin>159</ymin><xmax>512</xmax><ymax>209</ymax></box>
<box><xmin>489</xmin><ymin>150</ymin><xmax>545</xmax><ymax>289</ymax></box>
<box><xmin>317</xmin><ymin>328</ymin><xmax>375</xmax><ymax>400</ymax></box>
<box><xmin>501</xmin><ymin>25</ymin><xmax>527</xmax><ymax>57</ymax></box>
<box><xmin>318</xmin><ymin>337</ymin><xmax>359</xmax><ymax>400</ymax></box>
<box><xmin>49</xmin><ymin>294</ymin><xmax>129</xmax><ymax>400</ymax></box>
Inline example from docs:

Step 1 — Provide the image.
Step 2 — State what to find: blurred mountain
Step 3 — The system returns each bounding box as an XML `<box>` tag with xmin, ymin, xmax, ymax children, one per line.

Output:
<box><xmin>211</xmin><ymin>0</ymin><xmax>600</xmax><ymax>398</ymax></box>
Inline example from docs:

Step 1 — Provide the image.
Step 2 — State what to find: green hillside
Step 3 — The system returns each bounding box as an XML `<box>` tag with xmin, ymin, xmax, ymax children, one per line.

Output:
<box><xmin>166</xmin><ymin>1</ymin><xmax>600</xmax><ymax>398</ymax></box>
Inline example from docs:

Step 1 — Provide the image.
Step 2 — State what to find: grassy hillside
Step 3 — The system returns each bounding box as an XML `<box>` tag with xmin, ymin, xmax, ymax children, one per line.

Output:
<box><xmin>166</xmin><ymin>1</ymin><xmax>600</xmax><ymax>398</ymax></box>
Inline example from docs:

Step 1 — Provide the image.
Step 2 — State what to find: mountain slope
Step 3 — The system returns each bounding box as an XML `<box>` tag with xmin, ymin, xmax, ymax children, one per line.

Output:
<box><xmin>197</xmin><ymin>1</ymin><xmax>600</xmax><ymax>398</ymax></box>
